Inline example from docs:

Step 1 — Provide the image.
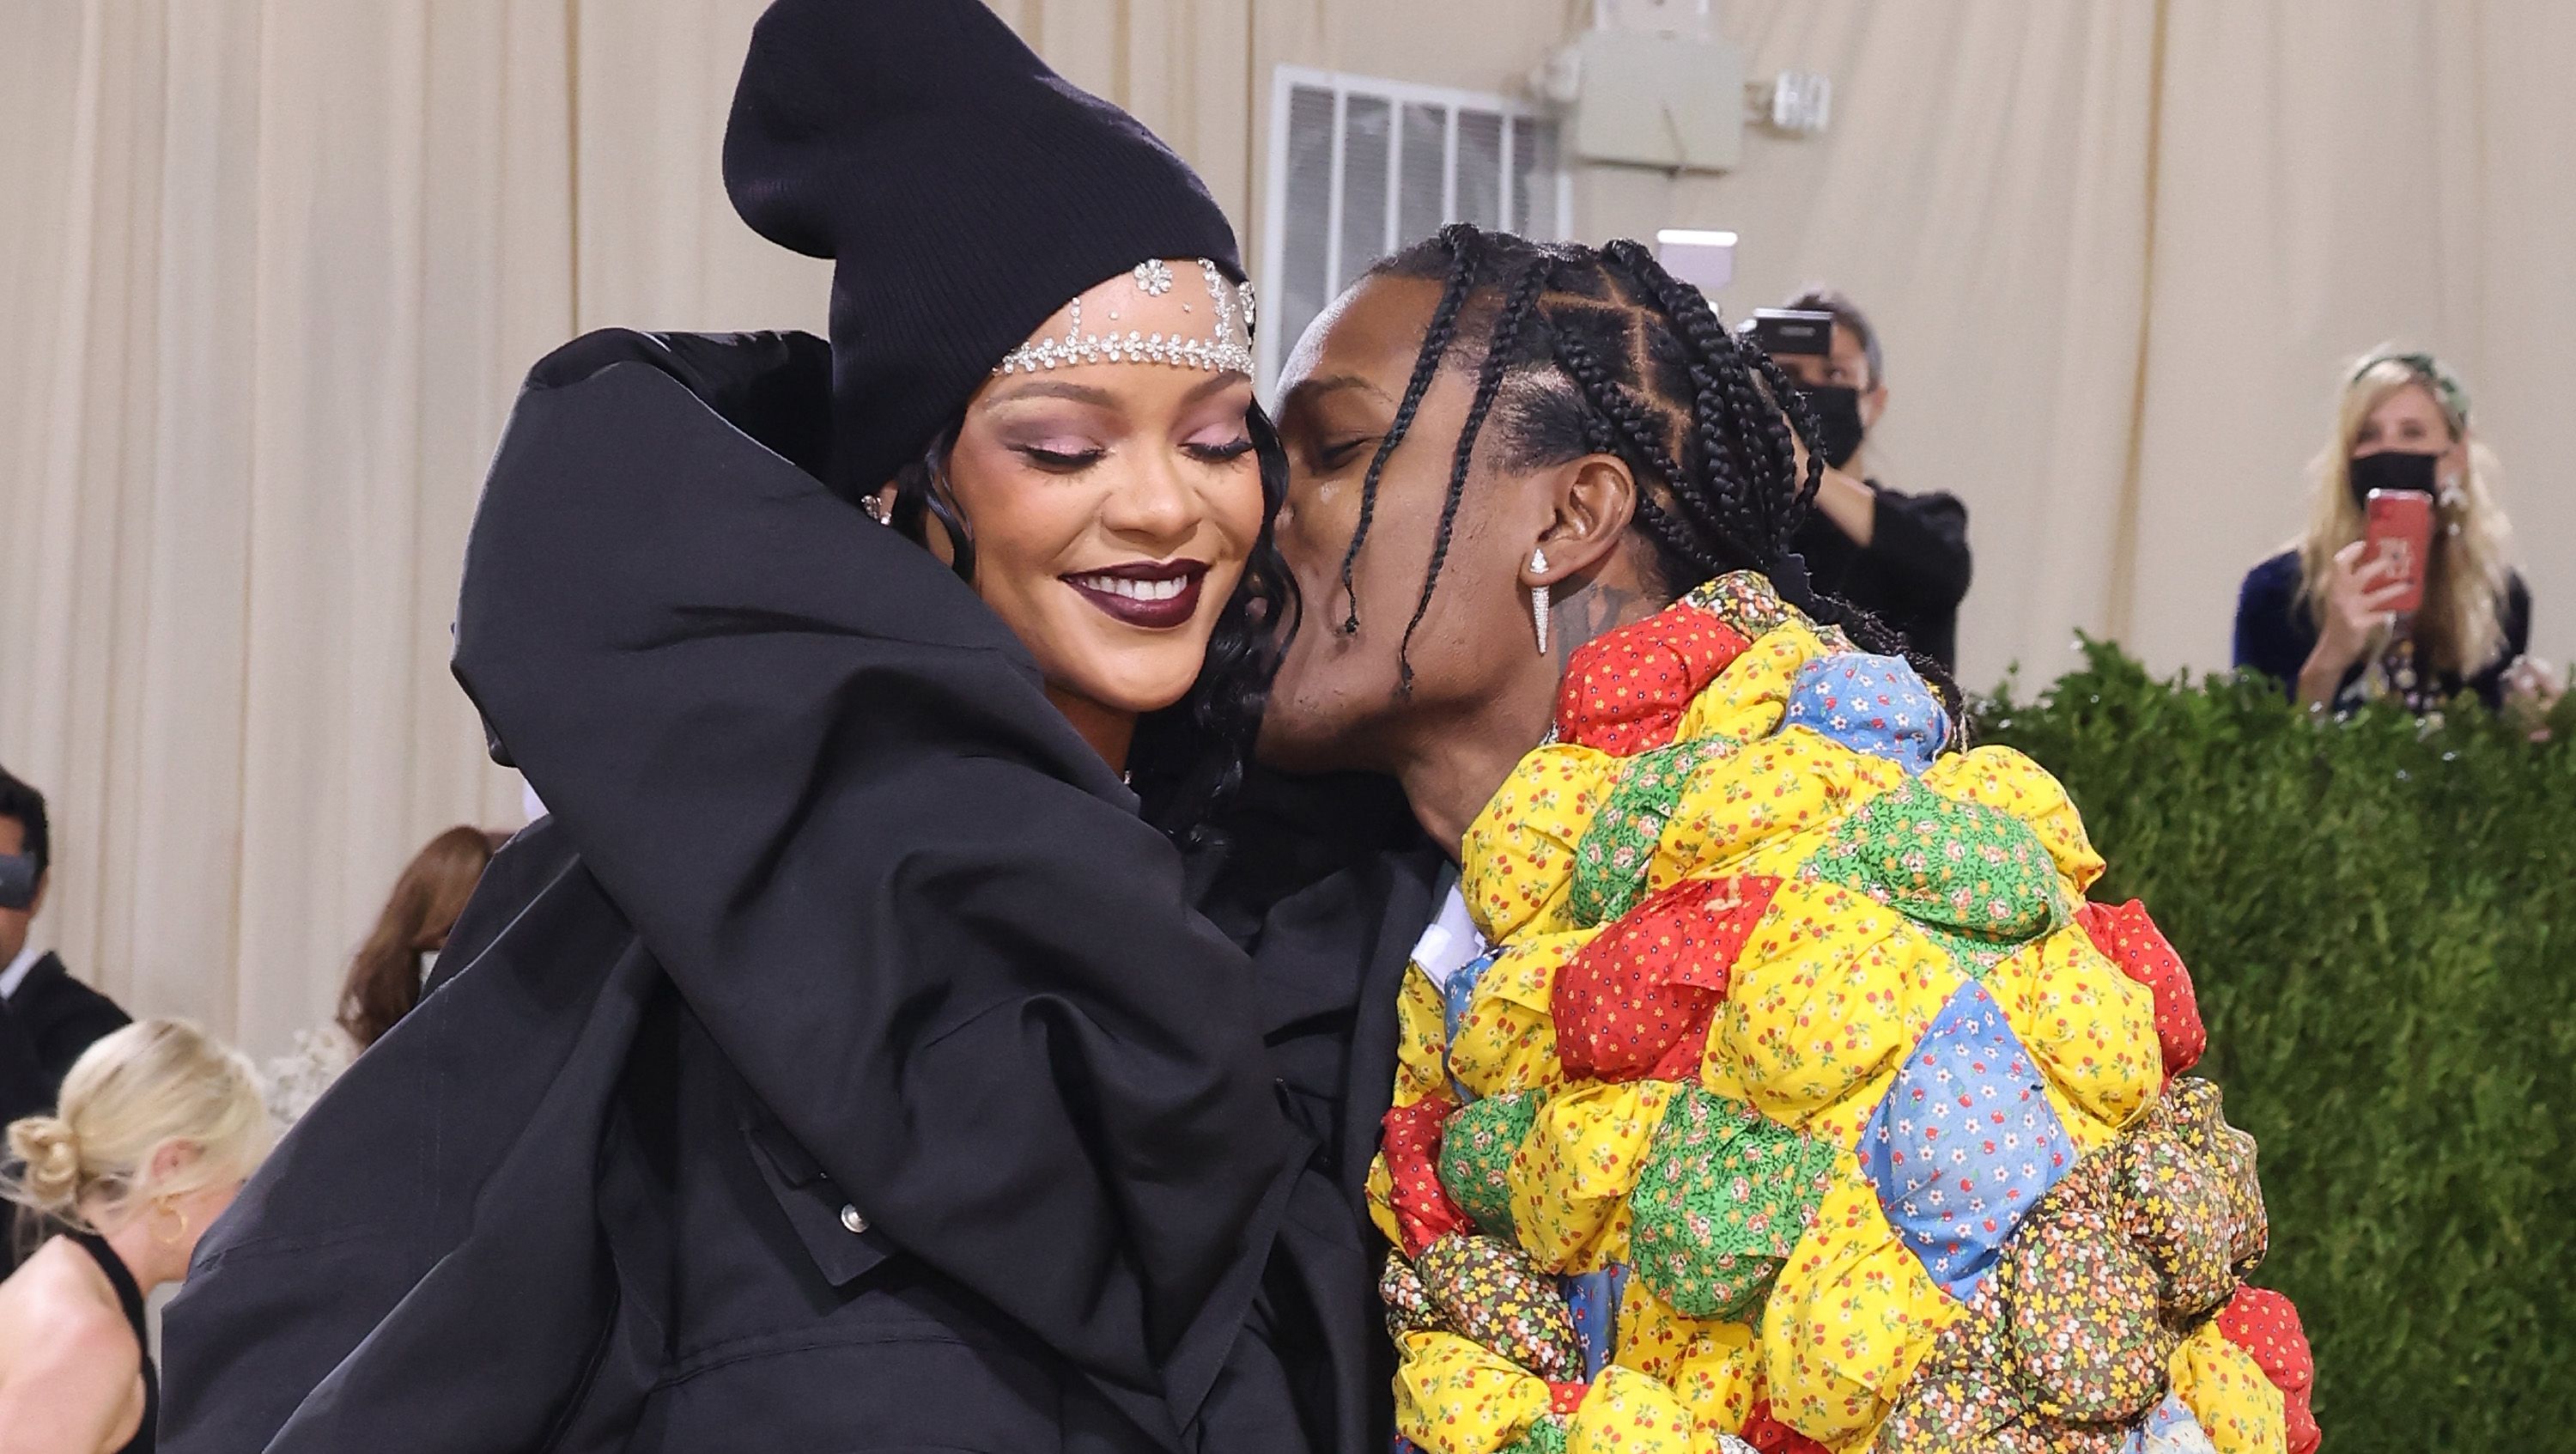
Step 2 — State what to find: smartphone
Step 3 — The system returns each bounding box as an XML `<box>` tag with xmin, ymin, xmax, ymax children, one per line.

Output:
<box><xmin>2363</xmin><ymin>490</ymin><xmax>2433</xmax><ymax>615</ymax></box>
<box><xmin>1747</xmin><ymin>308</ymin><xmax>1833</xmax><ymax>358</ymax></box>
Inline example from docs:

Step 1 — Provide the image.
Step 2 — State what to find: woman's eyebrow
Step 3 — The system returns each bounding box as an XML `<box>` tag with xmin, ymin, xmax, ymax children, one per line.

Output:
<box><xmin>1181</xmin><ymin>371</ymin><xmax>1253</xmax><ymax>405</ymax></box>
<box><xmin>986</xmin><ymin>380</ymin><xmax>1117</xmax><ymax>407</ymax></box>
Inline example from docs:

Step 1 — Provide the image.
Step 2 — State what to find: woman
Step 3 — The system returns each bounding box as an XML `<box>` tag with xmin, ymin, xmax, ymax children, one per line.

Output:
<box><xmin>161</xmin><ymin>5</ymin><xmax>1364</xmax><ymax>1452</ymax></box>
<box><xmin>0</xmin><ymin>1020</ymin><xmax>268</xmax><ymax>1454</ymax></box>
<box><xmin>2233</xmin><ymin>348</ymin><xmax>2551</xmax><ymax>715</ymax></box>
<box><xmin>264</xmin><ymin>826</ymin><xmax>505</xmax><ymax>1124</ymax></box>
<box><xmin>1260</xmin><ymin>228</ymin><xmax>2316</xmax><ymax>1453</ymax></box>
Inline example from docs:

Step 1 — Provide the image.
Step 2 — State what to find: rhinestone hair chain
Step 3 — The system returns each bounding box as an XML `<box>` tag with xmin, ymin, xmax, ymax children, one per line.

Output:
<box><xmin>993</xmin><ymin>258</ymin><xmax>1256</xmax><ymax>376</ymax></box>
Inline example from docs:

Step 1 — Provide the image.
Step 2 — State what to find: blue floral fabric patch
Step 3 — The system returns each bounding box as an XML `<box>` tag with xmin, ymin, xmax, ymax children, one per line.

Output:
<box><xmin>1785</xmin><ymin>651</ymin><xmax>1948</xmax><ymax>774</ymax></box>
<box><xmin>1860</xmin><ymin>980</ymin><xmax>2075</xmax><ymax>1299</ymax></box>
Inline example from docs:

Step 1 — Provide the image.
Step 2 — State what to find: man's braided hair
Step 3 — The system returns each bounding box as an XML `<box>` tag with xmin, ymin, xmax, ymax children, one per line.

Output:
<box><xmin>1333</xmin><ymin>224</ymin><xmax>1963</xmax><ymax>717</ymax></box>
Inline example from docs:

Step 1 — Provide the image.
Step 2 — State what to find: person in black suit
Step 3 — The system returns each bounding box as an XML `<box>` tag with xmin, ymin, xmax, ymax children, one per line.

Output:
<box><xmin>0</xmin><ymin>767</ymin><xmax>131</xmax><ymax>1108</ymax></box>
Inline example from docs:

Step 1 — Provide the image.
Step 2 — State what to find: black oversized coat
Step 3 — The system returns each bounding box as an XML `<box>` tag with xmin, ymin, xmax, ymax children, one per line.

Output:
<box><xmin>159</xmin><ymin>332</ymin><xmax>1437</xmax><ymax>1454</ymax></box>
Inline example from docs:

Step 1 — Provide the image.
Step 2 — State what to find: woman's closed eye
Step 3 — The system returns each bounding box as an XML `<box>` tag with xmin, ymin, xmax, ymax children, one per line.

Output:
<box><xmin>1012</xmin><ymin>442</ymin><xmax>1109</xmax><ymax>471</ymax></box>
<box><xmin>1184</xmin><ymin>435</ymin><xmax>1255</xmax><ymax>464</ymax></box>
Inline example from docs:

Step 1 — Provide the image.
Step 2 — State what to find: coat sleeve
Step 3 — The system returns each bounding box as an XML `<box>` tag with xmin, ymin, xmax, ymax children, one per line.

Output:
<box><xmin>1862</xmin><ymin>486</ymin><xmax>1972</xmax><ymax>610</ymax></box>
<box><xmin>452</xmin><ymin>336</ymin><xmax>1301</xmax><ymax>1444</ymax></box>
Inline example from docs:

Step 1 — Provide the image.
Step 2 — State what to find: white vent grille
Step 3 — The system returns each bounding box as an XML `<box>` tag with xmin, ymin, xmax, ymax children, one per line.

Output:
<box><xmin>1261</xmin><ymin>67</ymin><xmax>1573</xmax><ymax>386</ymax></box>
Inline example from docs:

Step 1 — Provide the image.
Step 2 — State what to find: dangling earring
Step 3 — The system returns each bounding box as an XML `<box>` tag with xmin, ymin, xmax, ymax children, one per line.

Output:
<box><xmin>1530</xmin><ymin>546</ymin><xmax>1552</xmax><ymax>654</ymax></box>
<box><xmin>151</xmin><ymin>1197</ymin><xmax>189</xmax><ymax>1249</ymax></box>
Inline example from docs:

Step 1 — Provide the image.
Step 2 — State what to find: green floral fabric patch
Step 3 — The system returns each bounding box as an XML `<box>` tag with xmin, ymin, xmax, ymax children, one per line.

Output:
<box><xmin>1625</xmin><ymin>1084</ymin><xmax>1835</xmax><ymax>1321</ymax></box>
<box><xmin>1438</xmin><ymin>1091</ymin><xmax>1544</xmax><ymax>1241</ymax></box>
<box><xmin>1569</xmin><ymin>735</ymin><xmax>1739</xmax><ymax>927</ymax></box>
<box><xmin>1801</xmin><ymin>778</ymin><xmax>2063</xmax><ymax>976</ymax></box>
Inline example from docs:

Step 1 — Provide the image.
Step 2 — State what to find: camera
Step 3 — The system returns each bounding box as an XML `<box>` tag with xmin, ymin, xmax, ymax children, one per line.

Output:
<box><xmin>1745</xmin><ymin>307</ymin><xmax>1834</xmax><ymax>358</ymax></box>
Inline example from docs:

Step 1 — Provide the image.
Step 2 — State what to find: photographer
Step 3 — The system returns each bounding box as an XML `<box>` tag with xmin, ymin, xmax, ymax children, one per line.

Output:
<box><xmin>1767</xmin><ymin>288</ymin><xmax>1973</xmax><ymax>671</ymax></box>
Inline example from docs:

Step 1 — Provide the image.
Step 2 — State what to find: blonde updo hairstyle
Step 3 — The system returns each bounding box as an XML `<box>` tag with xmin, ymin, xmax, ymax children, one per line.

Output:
<box><xmin>3</xmin><ymin>1019</ymin><xmax>268</xmax><ymax>1238</ymax></box>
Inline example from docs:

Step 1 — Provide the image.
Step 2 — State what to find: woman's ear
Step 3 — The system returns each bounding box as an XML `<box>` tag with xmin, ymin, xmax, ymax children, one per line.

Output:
<box><xmin>148</xmin><ymin>1139</ymin><xmax>203</xmax><ymax>1185</ymax></box>
<box><xmin>1524</xmin><ymin>454</ymin><xmax>1639</xmax><ymax>587</ymax></box>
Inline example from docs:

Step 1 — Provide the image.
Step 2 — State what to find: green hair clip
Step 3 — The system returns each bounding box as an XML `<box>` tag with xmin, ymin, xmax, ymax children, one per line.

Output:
<box><xmin>2352</xmin><ymin>350</ymin><xmax>2471</xmax><ymax>425</ymax></box>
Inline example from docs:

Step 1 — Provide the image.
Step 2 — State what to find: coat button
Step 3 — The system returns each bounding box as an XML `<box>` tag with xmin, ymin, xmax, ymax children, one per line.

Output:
<box><xmin>840</xmin><ymin>1203</ymin><xmax>868</xmax><ymax>1234</ymax></box>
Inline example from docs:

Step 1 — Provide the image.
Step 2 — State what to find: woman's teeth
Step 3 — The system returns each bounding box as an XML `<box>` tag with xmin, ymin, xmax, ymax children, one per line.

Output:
<box><xmin>1072</xmin><ymin>574</ymin><xmax>1188</xmax><ymax>601</ymax></box>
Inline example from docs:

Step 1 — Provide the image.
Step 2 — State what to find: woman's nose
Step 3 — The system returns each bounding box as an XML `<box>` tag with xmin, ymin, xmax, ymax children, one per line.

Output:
<box><xmin>1101</xmin><ymin>447</ymin><xmax>1197</xmax><ymax>544</ymax></box>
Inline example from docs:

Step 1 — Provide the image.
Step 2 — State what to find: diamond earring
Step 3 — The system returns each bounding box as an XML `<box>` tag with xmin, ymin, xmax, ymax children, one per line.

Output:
<box><xmin>1530</xmin><ymin>546</ymin><xmax>1551</xmax><ymax>654</ymax></box>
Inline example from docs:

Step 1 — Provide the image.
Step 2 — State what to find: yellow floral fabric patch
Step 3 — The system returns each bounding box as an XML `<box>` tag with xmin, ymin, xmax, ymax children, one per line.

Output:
<box><xmin>1613</xmin><ymin>1278</ymin><xmax>1761</xmax><ymax>1436</ymax></box>
<box><xmin>1449</xmin><ymin>933</ymin><xmax>1582</xmax><ymax>1101</ymax></box>
<box><xmin>1705</xmin><ymin>881</ymin><xmax>1964</xmax><ymax>1147</ymax></box>
<box><xmin>1396</xmin><ymin>1329</ymin><xmax>1558</xmax><ymax>1454</ymax></box>
<box><xmin>1510</xmin><ymin>1080</ymin><xmax>1675</xmax><ymax>1273</ymax></box>
<box><xmin>1566</xmin><ymin>1365</ymin><xmax>1698</xmax><ymax>1454</ymax></box>
<box><xmin>1461</xmin><ymin>743</ymin><xmax>1617</xmax><ymax>944</ymax></box>
<box><xmin>2170</xmin><ymin>1321</ymin><xmax>2291</xmax><ymax>1454</ymax></box>
<box><xmin>1759</xmin><ymin>1157</ymin><xmax>1962</xmax><ymax>1448</ymax></box>
<box><xmin>1984</xmin><ymin>926</ymin><xmax>2164</xmax><ymax>1141</ymax></box>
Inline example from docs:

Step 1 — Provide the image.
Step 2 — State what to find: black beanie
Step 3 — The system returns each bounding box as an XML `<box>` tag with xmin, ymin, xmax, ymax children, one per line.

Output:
<box><xmin>723</xmin><ymin>0</ymin><xmax>1245</xmax><ymax>498</ymax></box>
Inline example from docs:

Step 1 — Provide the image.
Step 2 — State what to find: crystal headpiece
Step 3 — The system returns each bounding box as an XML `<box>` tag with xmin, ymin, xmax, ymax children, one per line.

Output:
<box><xmin>994</xmin><ymin>258</ymin><xmax>1256</xmax><ymax>376</ymax></box>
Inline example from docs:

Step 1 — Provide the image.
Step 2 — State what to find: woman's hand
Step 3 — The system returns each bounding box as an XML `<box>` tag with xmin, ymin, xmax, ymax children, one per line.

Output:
<box><xmin>2296</xmin><ymin>541</ymin><xmax>2409</xmax><ymax>705</ymax></box>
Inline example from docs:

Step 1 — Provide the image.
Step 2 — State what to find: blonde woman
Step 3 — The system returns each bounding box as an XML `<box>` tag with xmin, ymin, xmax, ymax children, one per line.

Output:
<box><xmin>2233</xmin><ymin>348</ymin><xmax>2556</xmax><ymax>715</ymax></box>
<box><xmin>0</xmin><ymin>1020</ymin><xmax>267</xmax><ymax>1454</ymax></box>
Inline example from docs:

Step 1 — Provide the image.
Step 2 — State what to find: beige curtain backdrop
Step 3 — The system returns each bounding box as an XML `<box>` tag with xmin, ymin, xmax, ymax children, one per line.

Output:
<box><xmin>4</xmin><ymin>0</ymin><xmax>2570</xmax><ymax>1056</ymax></box>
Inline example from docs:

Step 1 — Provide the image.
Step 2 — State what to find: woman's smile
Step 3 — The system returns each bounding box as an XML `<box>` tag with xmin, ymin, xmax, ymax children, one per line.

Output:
<box><xmin>1063</xmin><ymin>558</ymin><xmax>1208</xmax><ymax>629</ymax></box>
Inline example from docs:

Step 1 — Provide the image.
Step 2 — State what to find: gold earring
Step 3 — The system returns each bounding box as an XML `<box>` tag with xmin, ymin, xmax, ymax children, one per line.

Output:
<box><xmin>151</xmin><ymin>1198</ymin><xmax>189</xmax><ymax>1248</ymax></box>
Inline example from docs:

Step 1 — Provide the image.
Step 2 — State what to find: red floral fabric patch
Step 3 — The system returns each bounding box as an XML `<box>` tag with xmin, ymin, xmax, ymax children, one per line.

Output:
<box><xmin>2076</xmin><ymin>899</ymin><xmax>2206</xmax><ymax>1080</ymax></box>
<box><xmin>1739</xmin><ymin>1402</ymin><xmax>1832</xmax><ymax>1454</ymax></box>
<box><xmin>1382</xmin><ymin>1093</ymin><xmax>1470</xmax><ymax>1256</ymax></box>
<box><xmin>1556</xmin><ymin>610</ymin><xmax>1753</xmax><ymax>756</ymax></box>
<box><xmin>1552</xmin><ymin>876</ymin><xmax>1781</xmax><ymax>1082</ymax></box>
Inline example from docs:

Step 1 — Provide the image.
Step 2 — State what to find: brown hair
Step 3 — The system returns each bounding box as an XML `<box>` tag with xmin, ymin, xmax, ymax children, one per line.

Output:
<box><xmin>336</xmin><ymin>826</ymin><xmax>504</xmax><ymax>1048</ymax></box>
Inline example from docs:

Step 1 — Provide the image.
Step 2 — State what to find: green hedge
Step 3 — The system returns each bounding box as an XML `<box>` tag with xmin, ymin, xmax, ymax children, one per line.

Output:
<box><xmin>1981</xmin><ymin>643</ymin><xmax>2576</xmax><ymax>1454</ymax></box>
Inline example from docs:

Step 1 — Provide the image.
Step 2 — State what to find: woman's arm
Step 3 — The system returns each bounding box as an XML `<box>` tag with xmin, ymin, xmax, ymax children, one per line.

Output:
<box><xmin>1814</xmin><ymin>471</ymin><xmax>1973</xmax><ymax>609</ymax></box>
<box><xmin>0</xmin><ymin>1296</ymin><xmax>137</xmax><ymax>1454</ymax></box>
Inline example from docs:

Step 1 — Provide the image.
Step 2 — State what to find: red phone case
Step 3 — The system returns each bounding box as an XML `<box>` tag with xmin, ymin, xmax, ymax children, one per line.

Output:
<box><xmin>2363</xmin><ymin>490</ymin><xmax>2433</xmax><ymax>615</ymax></box>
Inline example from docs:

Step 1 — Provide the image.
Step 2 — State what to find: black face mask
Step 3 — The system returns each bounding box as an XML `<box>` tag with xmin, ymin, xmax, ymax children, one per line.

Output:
<box><xmin>0</xmin><ymin>854</ymin><xmax>35</xmax><ymax>913</ymax></box>
<box><xmin>2347</xmin><ymin>448</ymin><xmax>2439</xmax><ymax>508</ymax></box>
<box><xmin>1798</xmin><ymin>386</ymin><xmax>1866</xmax><ymax>470</ymax></box>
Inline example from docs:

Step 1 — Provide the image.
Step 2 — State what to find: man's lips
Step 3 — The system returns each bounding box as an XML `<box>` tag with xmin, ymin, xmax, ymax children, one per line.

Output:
<box><xmin>1063</xmin><ymin>560</ymin><xmax>1209</xmax><ymax>630</ymax></box>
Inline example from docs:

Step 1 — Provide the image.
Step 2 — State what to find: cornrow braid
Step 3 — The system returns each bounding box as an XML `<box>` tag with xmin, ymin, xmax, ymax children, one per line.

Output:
<box><xmin>1336</xmin><ymin>224</ymin><xmax>1480</xmax><ymax>633</ymax></box>
<box><xmin>1396</xmin><ymin>247</ymin><xmax>1555</xmax><ymax>691</ymax></box>
<box><xmin>1606</xmin><ymin>246</ymin><xmax>1964</xmax><ymax>713</ymax></box>
<box><xmin>1356</xmin><ymin>228</ymin><xmax>1966</xmax><ymax>724</ymax></box>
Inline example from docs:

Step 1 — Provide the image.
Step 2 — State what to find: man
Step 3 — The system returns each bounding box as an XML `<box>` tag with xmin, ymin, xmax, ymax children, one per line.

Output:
<box><xmin>1775</xmin><ymin>288</ymin><xmax>1973</xmax><ymax>671</ymax></box>
<box><xmin>0</xmin><ymin>765</ymin><xmax>131</xmax><ymax>1104</ymax></box>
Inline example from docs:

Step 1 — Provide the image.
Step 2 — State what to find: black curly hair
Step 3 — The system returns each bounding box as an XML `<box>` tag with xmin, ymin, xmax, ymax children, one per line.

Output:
<box><xmin>1334</xmin><ymin>223</ymin><xmax>1964</xmax><ymax>718</ymax></box>
<box><xmin>887</xmin><ymin>405</ymin><xmax>1298</xmax><ymax>844</ymax></box>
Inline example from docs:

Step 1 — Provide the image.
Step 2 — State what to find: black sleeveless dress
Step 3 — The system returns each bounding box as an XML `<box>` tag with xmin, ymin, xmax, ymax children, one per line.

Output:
<box><xmin>70</xmin><ymin>1232</ymin><xmax>156</xmax><ymax>1454</ymax></box>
